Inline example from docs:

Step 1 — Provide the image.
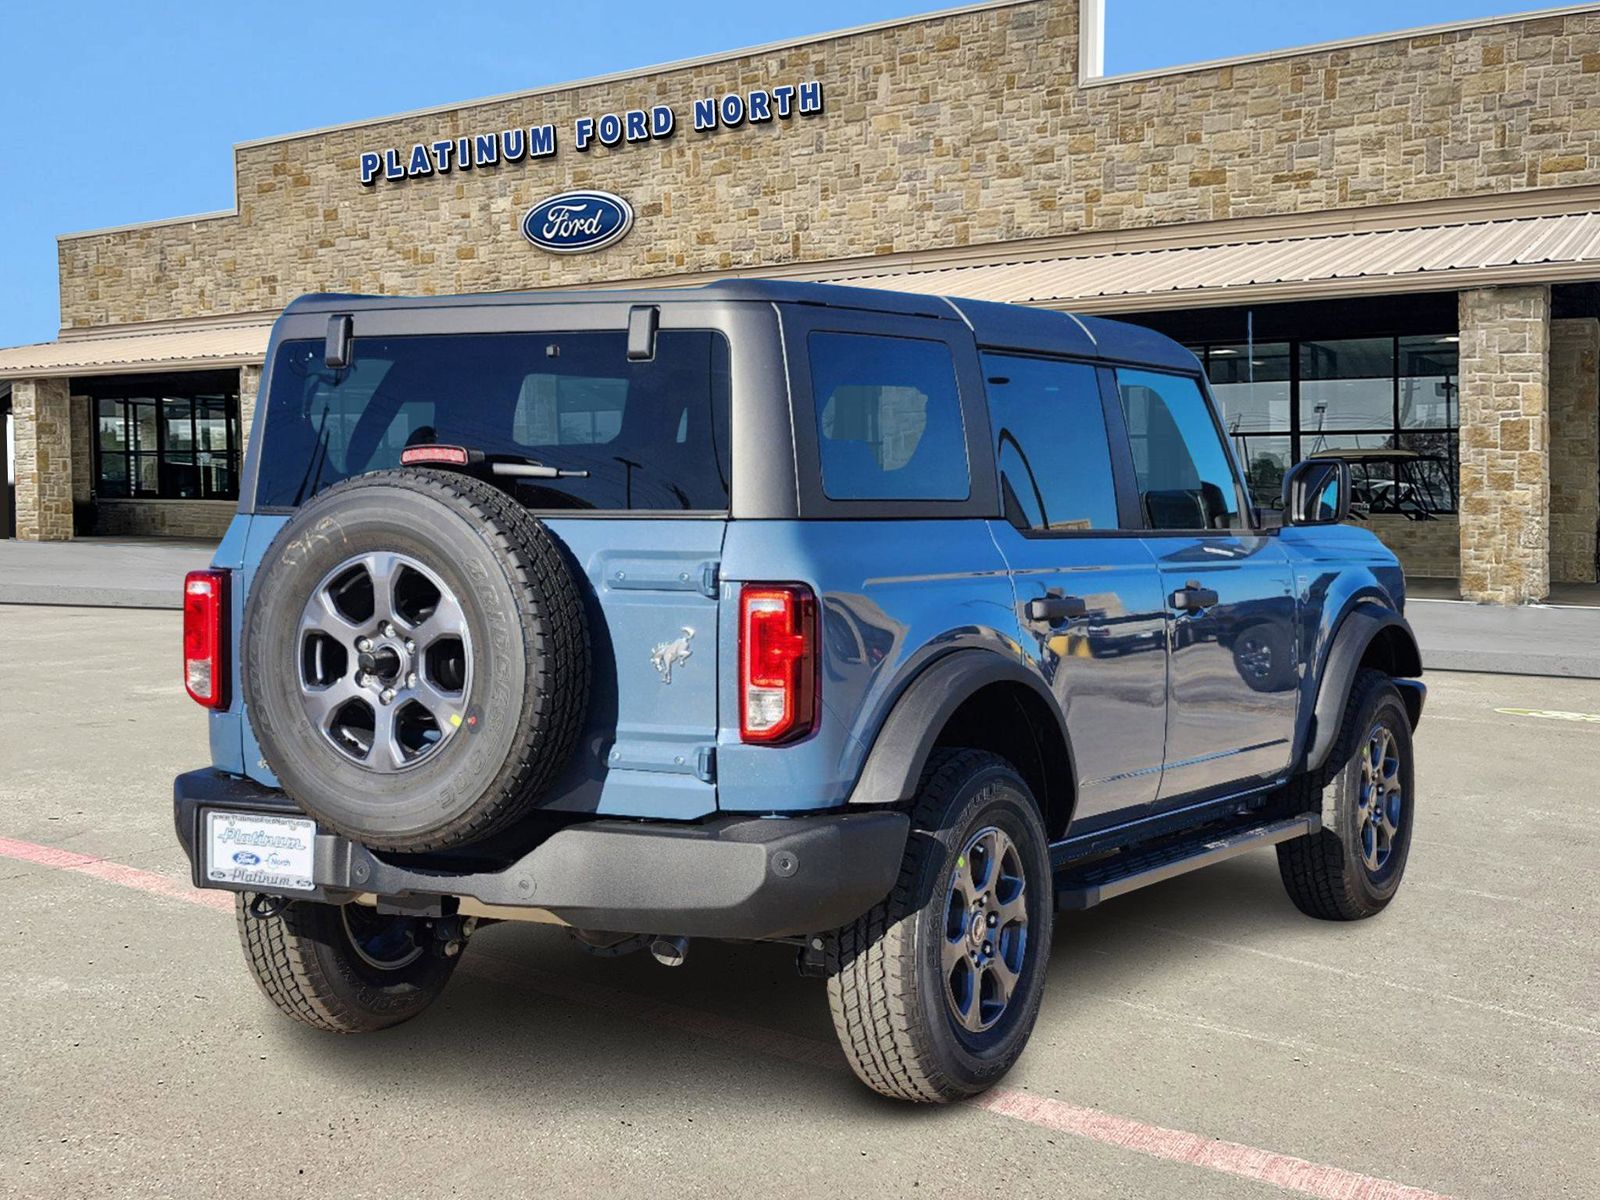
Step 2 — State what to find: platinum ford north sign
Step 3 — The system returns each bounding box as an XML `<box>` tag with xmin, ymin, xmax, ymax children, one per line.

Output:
<box><xmin>359</xmin><ymin>80</ymin><xmax>823</xmax><ymax>186</ymax></box>
<box><xmin>522</xmin><ymin>191</ymin><xmax>634</xmax><ymax>254</ymax></box>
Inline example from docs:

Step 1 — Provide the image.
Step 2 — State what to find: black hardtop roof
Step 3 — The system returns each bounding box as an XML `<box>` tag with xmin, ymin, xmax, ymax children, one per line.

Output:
<box><xmin>282</xmin><ymin>279</ymin><xmax>1196</xmax><ymax>371</ymax></box>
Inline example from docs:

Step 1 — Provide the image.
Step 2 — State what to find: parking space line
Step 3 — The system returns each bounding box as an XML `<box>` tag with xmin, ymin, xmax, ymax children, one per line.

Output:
<box><xmin>1111</xmin><ymin>918</ymin><xmax>1600</xmax><ymax>1041</ymax></box>
<box><xmin>2</xmin><ymin>833</ymin><xmax>1457</xmax><ymax>1200</ymax></box>
<box><xmin>0</xmin><ymin>835</ymin><xmax>232</xmax><ymax>913</ymax></box>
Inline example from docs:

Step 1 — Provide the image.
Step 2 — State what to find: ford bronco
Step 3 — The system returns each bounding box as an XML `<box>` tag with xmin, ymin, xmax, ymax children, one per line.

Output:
<box><xmin>174</xmin><ymin>281</ymin><xmax>1424</xmax><ymax>1102</ymax></box>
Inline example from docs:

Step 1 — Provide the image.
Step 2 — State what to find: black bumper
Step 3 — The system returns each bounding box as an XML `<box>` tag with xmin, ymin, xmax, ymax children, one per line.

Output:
<box><xmin>173</xmin><ymin>769</ymin><xmax>908</xmax><ymax>941</ymax></box>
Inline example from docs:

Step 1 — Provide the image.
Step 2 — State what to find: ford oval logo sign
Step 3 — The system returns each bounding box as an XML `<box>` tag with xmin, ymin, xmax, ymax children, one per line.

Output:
<box><xmin>522</xmin><ymin>190</ymin><xmax>634</xmax><ymax>255</ymax></box>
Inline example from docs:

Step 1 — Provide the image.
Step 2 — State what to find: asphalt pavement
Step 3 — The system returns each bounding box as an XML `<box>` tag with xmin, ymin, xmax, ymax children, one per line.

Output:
<box><xmin>1</xmin><ymin>604</ymin><xmax>1596</xmax><ymax>1200</ymax></box>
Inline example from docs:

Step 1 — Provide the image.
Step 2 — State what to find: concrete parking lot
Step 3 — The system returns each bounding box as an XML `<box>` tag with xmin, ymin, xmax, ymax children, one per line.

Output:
<box><xmin>1</xmin><ymin>604</ymin><xmax>1596</xmax><ymax>1200</ymax></box>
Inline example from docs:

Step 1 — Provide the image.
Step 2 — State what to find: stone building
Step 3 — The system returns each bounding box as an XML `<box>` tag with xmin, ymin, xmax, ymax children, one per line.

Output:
<box><xmin>1</xmin><ymin>0</ymin><xmax>1597</xmax><ymax>603</ymax></box>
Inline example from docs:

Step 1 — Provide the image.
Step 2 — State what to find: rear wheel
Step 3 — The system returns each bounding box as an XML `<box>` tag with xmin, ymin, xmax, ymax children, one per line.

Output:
<box><xmin>235</xmin><ymin>895</ymin><xmax>460</xmax><ymax>1033</ymax></box>
<box><xmin>1277</xmin><ymin>669</ymin><xmax>1415</xmax><ymax>920</ymax></box>
<box><xmin>826</xmin><ymin>749</ymin><xmax>1053</xmax><ymax>1102</ymax></box>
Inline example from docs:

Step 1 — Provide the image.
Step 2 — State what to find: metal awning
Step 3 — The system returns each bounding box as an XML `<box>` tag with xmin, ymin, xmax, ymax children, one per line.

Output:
<box><xmin>0</xmin><ymin>320</ymin><xmax>273</xmax><ymax>380</ymax></box>
<box><xmin>824</xmin><ymin>211</ymin><xmax>1600</xmax><ymax>312</ymax></box>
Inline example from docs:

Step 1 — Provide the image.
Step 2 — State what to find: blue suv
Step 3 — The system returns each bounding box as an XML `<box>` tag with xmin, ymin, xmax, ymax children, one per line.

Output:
<box><xmin>174</xmin><ymin>281</ymin><xmax>1424</xmax><ymax>1102</ymax></box>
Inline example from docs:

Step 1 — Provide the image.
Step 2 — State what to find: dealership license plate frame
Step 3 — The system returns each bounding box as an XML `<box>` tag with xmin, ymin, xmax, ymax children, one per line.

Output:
<box><xmin>204</xmin><ymin>810</ymin><xmax>317</xmax><ymax>892</ymax></box>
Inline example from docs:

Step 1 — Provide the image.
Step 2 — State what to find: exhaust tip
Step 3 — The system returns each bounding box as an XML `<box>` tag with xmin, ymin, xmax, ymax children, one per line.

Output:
<box><xmin>649</xmin><ymin>936</ymin><xmax>689</xmax><ymax>967</ymax></box>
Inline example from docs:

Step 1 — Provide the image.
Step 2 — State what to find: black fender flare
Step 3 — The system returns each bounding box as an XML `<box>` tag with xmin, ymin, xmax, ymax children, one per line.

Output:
<box><xmin>846</xmin><ymin>650</ymin><xmax>1074</xmax><ymax>806</ymax></box>
<box><xmin>1304</xmin><ymin>606</ymin><xmax>1424</xmax><ymax>775</ymax></box>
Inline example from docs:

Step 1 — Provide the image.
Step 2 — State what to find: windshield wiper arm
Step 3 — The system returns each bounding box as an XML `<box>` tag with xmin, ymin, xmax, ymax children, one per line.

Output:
<box><xmin>490</xmin><ymin>460</ymin><xmax>590</xmax><ymax>480</ymax></box>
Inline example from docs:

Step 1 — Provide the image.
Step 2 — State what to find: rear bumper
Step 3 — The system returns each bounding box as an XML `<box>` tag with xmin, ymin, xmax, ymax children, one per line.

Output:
<box><xmin>173</xmin><ymin>769</ymin><xmax>908</xmax><ymax>941</ymax></box>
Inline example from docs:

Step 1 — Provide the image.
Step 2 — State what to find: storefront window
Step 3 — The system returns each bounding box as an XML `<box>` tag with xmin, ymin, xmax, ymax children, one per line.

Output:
<box><xmin>90</xmin><ymin>373</ymin><xmax>240</xmax><ymax>501</ymax></box>
<box><xmin>1192</xmin><ymin>333</ymin><xmax>1459</xmax><ymax>514</ymax></box>
<box><xmin>1204</xmin><ymin>342</ymin><xmax>1290</xmax><ymax>500</ymax></box>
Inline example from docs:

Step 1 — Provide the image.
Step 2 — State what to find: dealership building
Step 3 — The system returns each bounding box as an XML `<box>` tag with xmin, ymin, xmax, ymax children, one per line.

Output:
<box><xmin>2</xmin><ymin>0</ymin><xmax>1598</xmax><ymax>604</ymax></box>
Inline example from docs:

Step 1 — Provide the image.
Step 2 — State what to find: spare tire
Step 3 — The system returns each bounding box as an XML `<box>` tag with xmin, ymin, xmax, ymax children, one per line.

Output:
<box><xmin>243</xmin><ymin>468</ymin><xmax>589</xmax><ymax>853</ymax></box>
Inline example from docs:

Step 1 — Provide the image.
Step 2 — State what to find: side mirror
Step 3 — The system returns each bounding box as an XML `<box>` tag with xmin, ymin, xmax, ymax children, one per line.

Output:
<box><xmin>1281</xmin><ymin>458</ymin><xmax>1350</xmax><ymax>526</ymax></box>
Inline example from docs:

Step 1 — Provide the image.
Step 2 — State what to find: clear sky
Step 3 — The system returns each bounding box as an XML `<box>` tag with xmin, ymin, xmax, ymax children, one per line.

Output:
<box><xmin>0</xmin><ymin>0</ymin><xmax>1556</xmax><ymax>348</ymax></box>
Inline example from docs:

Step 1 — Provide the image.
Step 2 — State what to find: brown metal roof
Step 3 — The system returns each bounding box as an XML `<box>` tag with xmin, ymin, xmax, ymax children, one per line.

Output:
<box><xmin>824</xmin><ymin>211</ymin><xmax>1600</xmax><ymax>311</ymax></box>
<box><xmin>0</xmin><ymin>321</ymin><xmax>273</xmax><ymax>380</ymax></box>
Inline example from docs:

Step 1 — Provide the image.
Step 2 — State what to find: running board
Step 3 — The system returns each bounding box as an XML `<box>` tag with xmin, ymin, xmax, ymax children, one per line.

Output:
<box><xmin>1055</xmin><ymin>814</ymin><xmax>1320</xmax><ymax>911</ymax></box>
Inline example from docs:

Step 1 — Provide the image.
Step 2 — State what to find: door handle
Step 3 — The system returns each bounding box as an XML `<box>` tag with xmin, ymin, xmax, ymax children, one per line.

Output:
<box><xmin>1169</xmin><ymin>581</ymin><xmax>1220</xmax><ymax>611</ymax></box>
<box><xmin>1026</xmin><ymin>594</ymin><xmax>1088</xmax><ymax>623</ymax></box>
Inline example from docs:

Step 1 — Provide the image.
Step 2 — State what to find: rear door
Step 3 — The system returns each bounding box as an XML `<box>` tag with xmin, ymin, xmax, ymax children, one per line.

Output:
<box><xmin>1112</xmin><ymin>367</ymin><xmax>1299</xmax><ymax>799</ymax></box>
<box><xmin>982</xmin><ymin>353</ymin><xmax>1169</xmax><ymax>826</ymax></box>
<box><xmin>249</xmin><ymin>304</ymin><xmax>735</xmax><ymax>819</ymax></box>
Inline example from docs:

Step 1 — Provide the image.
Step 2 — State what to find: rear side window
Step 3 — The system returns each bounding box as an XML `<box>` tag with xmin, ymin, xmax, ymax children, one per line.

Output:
<box><xmin>255</xmin><ymin>330</ymin><xmax>730</xmax><ymax>512</ymax></box>
<box><xmin>808</xmin><ymin>331</ymin><xmax>969</xmax><ymax>501</ymax></box>
<box><xmin>984</xmin><ymin>354</ymin><xmax>1119</xmax><ymax>532</ymax></box>
<box><xmin>1115</xmin><ymin>369</ymin><xmax>1242</xmax><ymax>531</ymax></box>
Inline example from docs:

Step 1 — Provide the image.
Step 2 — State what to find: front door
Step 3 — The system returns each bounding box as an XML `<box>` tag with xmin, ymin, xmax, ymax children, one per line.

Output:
<box><xmin>1113</xmin><ymin>367</ymin><xmax>1299</xmax><ymax>800</ymax></box>
<box><xmin>983</xmin><ymin>353</ymin><xmax>1169</xmax><ymax>826</ymax></box>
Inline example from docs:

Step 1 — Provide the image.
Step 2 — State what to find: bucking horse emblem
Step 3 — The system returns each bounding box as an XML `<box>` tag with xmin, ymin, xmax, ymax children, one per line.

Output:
<box><xmin>650</xmin><ymin>627</ymin><xmax>695</xmax><ymax>684</ymax></box>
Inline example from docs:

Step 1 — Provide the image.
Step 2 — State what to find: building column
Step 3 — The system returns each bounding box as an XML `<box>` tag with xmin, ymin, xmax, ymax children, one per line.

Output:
<box><xmin>12</xmin><ymin>377</ymin><xmax>75</xmax><ymax>542</ymax></box>
<box><xmin>1457</xmin><ymin>287</ymin><xmax>1553</xmax><ymax>604</ymax></box>
<box><xmin>1550</xmin><ymin>318</ymin><xmax>1600</xmax><ymax>585</ymax></box>
<box><xmin>239</xmin><ymin>363</ymin><xmax>262</xmax><ymax>444</ymax></box>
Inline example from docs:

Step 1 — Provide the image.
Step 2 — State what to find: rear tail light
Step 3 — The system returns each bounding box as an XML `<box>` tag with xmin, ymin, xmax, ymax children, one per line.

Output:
<box><xmin>183</xmin><ymin>569</ymin><xmax>229</xmax><ymax>709</ymax></box>
<box><xmin>739</xmin><ymin>584</ymin><xmax>819</xmax><ymax>744</ymax></box>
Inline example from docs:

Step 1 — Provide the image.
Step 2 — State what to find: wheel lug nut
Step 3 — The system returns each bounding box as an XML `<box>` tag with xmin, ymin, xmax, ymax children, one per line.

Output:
<box><xmin>405</xmin><ymin>640</ymin><xmax>416</xmax><ymax>653</ymax></box>
<box><xmin>357</xmin><ymin>638</ymin><xmax>373</xmax><ymax>652</ymax></box>
<box><xmin>983</xmin><ymin>941</ymin><xmax>992</xmax><ymax>954</ymax></box>
<box><xmin>987</xmin><ymin>913</ymin><xmax>997</xmax><ymax>927</ymax></box>
<box><xmin>406</xmin><ymin>673</ymin><xmax>418</xmax><ymax>688</ymax></box>
<box><xmin>384</xmin><ymin>623</ymin><xmax>397</xmax><ymax>637</ymax></box>
<box><xmin>380</xmin><ymin>688</ymin><xmax>396</xmax><ymax>705</ymax></box>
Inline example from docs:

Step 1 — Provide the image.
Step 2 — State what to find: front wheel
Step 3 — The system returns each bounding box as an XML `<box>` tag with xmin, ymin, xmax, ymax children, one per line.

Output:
<box><xmin>235</xmin><ymin>895</ymin><xmax>461</xmax><ymax>1032</ymax></box>
<box><xmin>826</xmin><ymin>749</ymin><xmax>1054</xmax><ymax>1102</ymax></box>
<box><xmin>1277</xmin><ymin>669</ymin><xmax>1416</xmax><ymax>920</ymax></box>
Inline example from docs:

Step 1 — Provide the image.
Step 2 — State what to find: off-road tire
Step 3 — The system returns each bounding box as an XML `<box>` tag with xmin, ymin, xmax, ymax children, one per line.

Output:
<box><xmin>1277</xmin><ymin>668</ymin><xmax>1415</xmax><ymax>920</ymax></box>
<box><xmin>243</xmin><ymin>468</ymin><xmax>589</xmax><ymax>853</ymax></box>
<box><xmin>826</xmin><ymin>749</ymin><xmax>1053</xmax><ymax>1103</ymax></box>
<box><xmin>235</xmin><ymin>895</ymin><xmax>458</xmax><ymax>1033</ymax></box>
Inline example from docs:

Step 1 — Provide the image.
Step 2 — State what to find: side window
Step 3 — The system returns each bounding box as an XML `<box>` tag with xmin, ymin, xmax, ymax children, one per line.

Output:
<box><xmin>808</xmin><ymin>331</ymin><xmax>970</xmax><ymax>501</ymax></box>
<box><xmin>983</xmin><ymin>354</ymin><xmax>1119</xmax><ymax>532</ymax></box>
<box><xmin>1116</xmin><ymin>369</ymin><xmax>1243</xmax><ymax>531</ymax></box>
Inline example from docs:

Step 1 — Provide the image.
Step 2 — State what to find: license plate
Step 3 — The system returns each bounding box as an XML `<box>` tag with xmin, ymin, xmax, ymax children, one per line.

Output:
<box><xmin>205</xmin><ymin>811</ymin><xmax>317</xmax><ymax>892</ymax></box>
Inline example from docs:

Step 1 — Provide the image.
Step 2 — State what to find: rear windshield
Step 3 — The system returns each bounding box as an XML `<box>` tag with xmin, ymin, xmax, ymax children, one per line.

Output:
<box><xmin>254</xmin><ymin>330</ymin><xmax>731</xmax><ymax>512</ymax></box>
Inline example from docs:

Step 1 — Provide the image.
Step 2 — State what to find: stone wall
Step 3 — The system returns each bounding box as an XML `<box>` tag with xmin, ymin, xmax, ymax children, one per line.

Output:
<box><xmin>93</xmin><ymin>499</ymin><xmax>233</xmax><ymax>539</ymax></box>
<box><xmin>12</xmin><ymin>378</ymin><xmax>75</xmax><ymax>541</ymax></box>
<box><xmin>57</xmin><ymin>1</ymin><xmax>1600</xmax><ymax>329</ymax></box>
<box><xmin>1458</xmin><ymin>286</ymin><xmax>1551</xmax><ymax>604</ymax></box>
<box><xmin>1550</xmin><ymin>317</ymin><xmax>1600</xmax><ymax>583</ymax></box>
<box><xmin>1357</xmin><ymin>514</ymin><xmax>1461</xmax><ymax>579</ymax></box>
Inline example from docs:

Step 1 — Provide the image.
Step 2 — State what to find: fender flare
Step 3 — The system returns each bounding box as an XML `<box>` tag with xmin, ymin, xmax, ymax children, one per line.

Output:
<box><xmin>1304</xmin><ymin>605</ymin><xmax>1424</xmax><ymax>775</ymax></box>
<box><xmin>846</xmin><ymin>650</ymin><xmax>1073</xmax><ymax>805</ymax></box>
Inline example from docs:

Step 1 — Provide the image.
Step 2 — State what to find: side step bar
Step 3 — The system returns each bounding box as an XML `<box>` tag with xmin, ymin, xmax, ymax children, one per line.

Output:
<box><xmin>1055</xmin><ymin>814</ymin><xmax>1320</xmax><ymax>911</ymax></box>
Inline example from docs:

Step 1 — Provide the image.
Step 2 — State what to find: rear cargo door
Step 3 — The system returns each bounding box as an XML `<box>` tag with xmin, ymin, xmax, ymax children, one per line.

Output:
<box><xmin>541</xmin><ymin>518</ymin><xmax>725</xmax><ymax>820</ymax></box>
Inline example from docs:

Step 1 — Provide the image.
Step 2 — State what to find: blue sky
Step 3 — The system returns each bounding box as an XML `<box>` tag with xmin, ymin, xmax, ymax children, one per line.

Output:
<box><xmin>0</xmin><ymin>0</ymin><xmax>1552</xmax><ymax>347</ymax></box>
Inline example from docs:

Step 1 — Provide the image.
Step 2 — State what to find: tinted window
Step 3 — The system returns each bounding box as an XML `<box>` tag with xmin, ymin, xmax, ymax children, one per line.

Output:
<box><xmin>809</xmin><ymin>331</ymin><xmax>969</xmax><ymax>501</ymax></box>
<box><xmin>1116</xmin><ymin>369</ymin><xmax>1242</xmax><ymax>530</ymax></box>
<box><xmin>255</xmin><ymin>330</ymin><xmax>730</xmax><ymax>511</ymax></box>
<box><xmin>983</xmin><ymin>354</ymin><xmax>1118</xmax><ymax>532</ymax></box>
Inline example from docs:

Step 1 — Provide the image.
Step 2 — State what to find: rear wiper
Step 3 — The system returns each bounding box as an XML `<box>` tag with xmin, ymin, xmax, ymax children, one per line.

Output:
<box><xmin>399</xmin><ymin>444</ymin><xmax>590</xmax><ymax>479</ymax></box>
<box><xmin>491</xmin><ymin>460</ymin><xmax>590</xmax><ymax>480</ymax></box>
